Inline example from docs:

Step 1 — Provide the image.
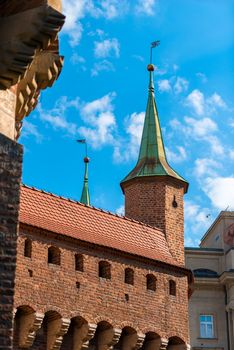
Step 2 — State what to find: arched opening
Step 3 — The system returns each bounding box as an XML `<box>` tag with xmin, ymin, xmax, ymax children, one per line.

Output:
<box><xmin>142</xmin><ymin>332</ymin><xmax>161</xmax><ymax>350</ymax></box>
<box><xmin>99</xmin><ymin>261</ymin><xmax>111</xmax><ymax>279</ymax></box>
<box><xmin>48</xmin><ymin>246</ymin><xmax>61</xmax><ymax>265</ymax></box>
<box><xmin>61</xmin><ymin>316</ymin><xmax>88</xmax><ymax>350</ymax></box>
<box><xmin>90</xmin><ymin>321</ymin><xmax>114</xmax><ymax>350</ymax></box>
<box><xmin>169</xmin><ymin>280</ymin><xmax>176</xmax><ymax>296</ymax></box>
<box><xmin>24</xmin><ymin>238</ymin><xmax>32</xmax><ymax>258</ymax></box>
<box><xmin>34</xmin><ymin>311</ymin><xmax>62</xmax><ymax>350</ymax></box>
<box><xmin>114</xmin><ymin>326</ymin><xmax>137</xmax><ymax>350</ymax></box>
<box><xmin>124</xmin><ymin>268</ymin><xmax>134</xmax><ymax>285</ymax></box>
<box><xmin>146</xmin><ymin>274</ymin><xmax>156</xmax><ymax>291</ymax></box>
<box><xmin>167</xmin><ymin>336</ymin><xmax>186</xmax><ymax>349</ymax></box>
<box><xmin>75</xmin><ymin>254</ymin><xmax>84</xmax><ymax>272</ymax></box>
<box><xmin>13</xmin><ymin>305</ymin><xmax>36</xmax><ymax>348</ymax></box>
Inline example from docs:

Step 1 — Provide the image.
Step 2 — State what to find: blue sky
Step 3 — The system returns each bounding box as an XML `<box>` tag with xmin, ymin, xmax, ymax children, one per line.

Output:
<box><xmin>21</xmin><ymin>0</ymin><xmax>234</xmax><ymax>246</ymax></box>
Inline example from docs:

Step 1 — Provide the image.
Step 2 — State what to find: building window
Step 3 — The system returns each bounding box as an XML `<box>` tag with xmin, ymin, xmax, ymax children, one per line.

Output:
<box><xmin>75</xmin><ymin>254</ymin><xmax>84</xmax><ymax>272</ymax></box>
<box><xmin>48</xmin><ymin>246</ymin><xmax>61</xmax><ymax>265</ymax></box>
<box><xmin>200</xmin><ymin>315</ymin><xmax>214</xmax><ymax>338</ymax></box>
<box><xmin>146</xmin><ymin>274</ymin><xmax>156</xmax><ymax>291</ymax></box>
<box><xmin>99</xmin><ymin>261</ymin><xmax>111</xmax><ymax>279</ymax></box>
<box><xmin>169</xmin><ymin>280</ymin><xmax>176</xmax><ymax>296</ymax></box>
<box><xmin>24</xmin><ymin>238</ymin><xmax>32</xmax><ymax>258</ymax></box>
<box><xmin>124</xmin><ymin>268</ymin><xmax>134</xmax><ymax>285</ymax></box>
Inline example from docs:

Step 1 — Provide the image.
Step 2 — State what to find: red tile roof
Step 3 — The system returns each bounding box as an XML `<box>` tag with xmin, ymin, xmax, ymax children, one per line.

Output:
<box><xmin>19</xmin><ymin>185</ymin><xmax>179</xmax><ymax>267</ymax></box>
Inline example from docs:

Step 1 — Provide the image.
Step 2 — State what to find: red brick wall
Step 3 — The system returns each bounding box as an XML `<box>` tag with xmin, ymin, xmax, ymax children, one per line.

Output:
<box><xmin>13</xmin><ymin>226</ymin><xmax>189</xmax><ymax>348</ymax></box>
<box><xmin>123</xmin><ymin>177</ymin><xmax>185</xmax><ymax>265</ymax></box>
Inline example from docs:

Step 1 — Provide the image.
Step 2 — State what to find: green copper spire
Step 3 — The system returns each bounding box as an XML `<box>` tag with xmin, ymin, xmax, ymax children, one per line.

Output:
<box><xmin>121</xmin><ymin>63</ymin><xmax>188</xmax><ymax>192</ymax></box>
<box><xmin>80</xmin><ymin>156</ymin><xmax>90</xmax><ymax>205</ymax></box>
<box><xmin>77</xmin><ymin>139</ymin><xmax>91</xmax><ymax>205</ymax></box>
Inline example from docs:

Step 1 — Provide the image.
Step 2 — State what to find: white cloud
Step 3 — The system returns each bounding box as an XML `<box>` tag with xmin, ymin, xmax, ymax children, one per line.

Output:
<box><xmin>186</xmin><ymin>89</ymin><xmax>227</xmax><ymax>116</ymax></box>
<box><xmin>194</xmin><ymin>158</ymin><xmax>220</xmax><ymax>178</ymax></box>
<box><xmin>204</xmin><ymin>177</ymin><xmax>234</xmax><ymax>210</ymax></box>
<box><xmin>196</xmin><ymin>72</ymin><xmax>207</xmax><ymax>83</ymax></box>
<box><xmin>158</xmin><ymin>79</ymin><xmax>171</xmax><ymax>93</ymax></box>
<box><xmin>116</xmin><ymin>205</ymin><xmax>124</xmax><ymax>216</ymax></box>
<box><xmin>114</xmin><ymin>111</ymin><xmax>144</xmax><ymax>162</ymax></box>
<box><xmin>207</xmin><ymin>92</ymin><xmax>227</xmax><ymax>110</ymax></box>
<box><xmin>94</xmin><ymin>38</ymin><xmax>120</xmax><ymax>58</ymax></box>
<box><xmin>37</xmin><ymin>97</ymin><xmax>79</xmax><ymax>135</ymax></box>
<box><xmin>91</xmin><ymin>0</ymin><xmax>129</xmax><ymax>19</ymax></box>
<box><xmin>166</xmin><ymin>146</ymin><xmax>187</xmax><ymax>163</ymax></box>
<box><xmin>186</xmin><ymin>89</ymin><xmax>205</xmax><ymax>115</ymax></box>
<box><xmin>132</xmin><ymin>54</ymin><xmax>144</xmax><ymax>62</ymax></box>
<box><xmin>184</xmin><ymin>200</ymin><xmax>213</xmax><ymax>244</ymax></box>
<box><xmin>174</xmin><ymin>77</ymin><xmax>189</xmax><ymax>94</ymax></box>
<box><xmin>62</xmin><ymin>0</ymin><xmax>86</xmax><ymax>46</ymax></box>
<box><xmin>135</xmin><ymin>0</ymin><xmax>156</xmax><ymax>16</ymax></box>
<box><xmin>206</xmin><ymin>135</ymin><xmax>224</xmax><ymax>155</ymax></box>
<box><xmin>229</xmin><ymin>150</ymin><xmax>234</xmax><ymax>159</ymax></box>
<box><xmin>21</xmin><ymin>120</ymin><xmax>42</xmax><ymax>142</ymax></box>
<box><xmin>184</xmin><ymin>116</ymin><xmax>217</xmax><ymax>137</ymax></box>
<box><xmin>70</xmin><ymin>53</ymin><xmax>86</xmax><ymax>65</ymax></box>
<box><xmin>91</xmin><ymin>60</ymin><xmax>115</xmax><ymax>76</ymax></box>
<box><xmin>79</xmin><ymin>92</ymin><xmax>117</xmax><ymax>148</ymax></box>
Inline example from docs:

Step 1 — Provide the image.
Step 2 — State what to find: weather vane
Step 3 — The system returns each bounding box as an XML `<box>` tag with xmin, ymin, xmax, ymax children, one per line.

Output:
<box><xmin>150</xmin><ymin>40</ymin><xmax>160</xmax><ymax>64</ymax></box>
<box><xmin>77</xmin><ymin>139</ymin><xmax>88</xmax><ymax>158</ymax></box>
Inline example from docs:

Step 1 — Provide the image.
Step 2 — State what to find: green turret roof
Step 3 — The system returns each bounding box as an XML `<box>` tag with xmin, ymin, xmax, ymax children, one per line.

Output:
<box><xmin>121</xmin><ymin>64</ymin><xmax>188</xmax><ymax>192</ymax></box>
<box><xmin>80</xmin><ymin>157</ymin><xmax>90</xmax><ymax>205</ymax></box>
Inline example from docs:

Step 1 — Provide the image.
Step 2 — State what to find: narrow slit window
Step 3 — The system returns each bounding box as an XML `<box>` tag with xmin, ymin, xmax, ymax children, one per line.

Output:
<box><xmin>124</xmin><ymin>268</ymin><xmax>134</xmax><ymax>285</ymax></box>
<box><xmin>24</xmin><ymin>238</ymin><xmax>32</xmax><ymax>258</ymax></box>
<box><xmin>99</xmin><ymin>261</ymin><xmax>111</xmax><ymax>279</ymax></box>
<box><xmin>169</xmin><ymin>280</ymin><xmax>176</xmax><ymax>296</ymax></box>
<box><xmin>146</xmin><ymin>274</ymin><xmax>156</xmax><ymax>291</ymax></box>
<box><xmin>75</xmin><ymin>254</ymin><xmax>84</xmax><ymax>272</ymax></box>
<box><xmin>48</xmin><ymin>246</ymin><xmax>61</xmax><ymax>265</ymax></box>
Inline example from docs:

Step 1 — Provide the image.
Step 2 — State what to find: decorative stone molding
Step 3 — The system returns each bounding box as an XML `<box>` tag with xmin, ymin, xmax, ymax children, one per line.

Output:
<box><xmin>80</xmin><ymin>323</ymin><xmax>97</xmax><ymax>350</ymax></box>
<box><xmin>15</xmin><ymin>51</ymin><xmax>63</xmax><ymax>124</ymax></box>
<box><xmin>0</xmin><ymin>4</ymin><xmax>65</xmax><ymax>89</ymax></box>
<box><xmin>109</xmin><ymin>328</ymin><xmax>122</xmax><ymax>349</ymax></box>
<box><xmin>47</xmin><ymin>317</ymin><xmax>71</xmax><ymax>350</ymax></box>
<box><xmin>135</xmin><ymin>332</ymin><xmax>145</xmax><ymax>349</ymax></box>
<box><xmin>18</xmin><ymin>312</ymin><xmax>44</xmax><ymax>348</ymax></box>
<box><xmin>160</xmin><ymin>338</ymin><xmax>168</xmax><ymax>350</ymax></box>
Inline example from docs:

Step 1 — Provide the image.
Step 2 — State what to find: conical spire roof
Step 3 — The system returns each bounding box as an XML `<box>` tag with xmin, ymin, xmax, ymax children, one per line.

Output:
<box><xmin>80</xmin><ymin>157</ymin><xmax>90</xmax><ymax>205</ymax></box>
<box><xmin>121</xmin><ymin>64</ymin><xmax>188</xmax><ymax>192</ymax></box>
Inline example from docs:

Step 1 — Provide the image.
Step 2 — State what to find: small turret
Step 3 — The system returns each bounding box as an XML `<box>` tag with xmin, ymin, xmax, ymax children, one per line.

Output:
<box><xmin>120</xmin><ymin>43</ymin><xmax>189</xmax><ymax>265</ymax></box>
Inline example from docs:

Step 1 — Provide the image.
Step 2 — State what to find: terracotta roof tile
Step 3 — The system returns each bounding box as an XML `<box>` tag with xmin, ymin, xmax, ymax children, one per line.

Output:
<box><xmin>19</xmin><ymin>185</ymin><xmax>179</xmax><ymax>267</ymax></box>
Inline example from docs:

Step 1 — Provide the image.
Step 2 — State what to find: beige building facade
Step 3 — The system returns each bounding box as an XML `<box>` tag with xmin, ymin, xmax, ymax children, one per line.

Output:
<box><xmin>185</xmin><ymin>211</ymin><xmax>234</xmax><ymax>350</ymax></box>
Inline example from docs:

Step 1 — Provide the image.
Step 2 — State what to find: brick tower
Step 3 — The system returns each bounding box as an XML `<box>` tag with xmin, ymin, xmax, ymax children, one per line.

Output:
<box><xmin>120</xmin><ymin>63</ymin><xmax>188</xmax><ymax>265</ymax></box>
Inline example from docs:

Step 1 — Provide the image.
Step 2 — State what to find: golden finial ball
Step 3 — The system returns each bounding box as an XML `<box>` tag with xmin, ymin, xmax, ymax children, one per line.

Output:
<box><xmin>147</xmin><ymin>64</ymin><xmax>154</xmax><ymax>71</ymax></box>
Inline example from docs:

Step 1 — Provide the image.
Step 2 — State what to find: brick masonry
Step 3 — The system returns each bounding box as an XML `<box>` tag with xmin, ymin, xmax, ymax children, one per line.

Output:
<box><xmin>123</xmin><ymin>176</ymin><xmax>185</xmax><ymax>265</ymax></box>
<box><xmin>0</xmin><ymin>133</ymin><xmax>23</xmax><ymax>350</ymax></box>
<box><xmin>13</xmin><ymin>225</ymin><xmax>190</xmax><ymax>349</ymax></box>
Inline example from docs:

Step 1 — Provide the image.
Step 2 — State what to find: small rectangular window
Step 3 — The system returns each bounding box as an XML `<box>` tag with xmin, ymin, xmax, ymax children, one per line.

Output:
<box><xmin>199</xmin><ymin>315</ymin><xmax>214</xmax><ymax>338</ymax></box>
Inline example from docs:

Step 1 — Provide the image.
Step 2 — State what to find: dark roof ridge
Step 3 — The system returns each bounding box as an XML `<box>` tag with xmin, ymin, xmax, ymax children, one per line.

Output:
<box><xmin>21</xmin><ymin>184</ymin><xmax>164</xmax><ymax>234</ymax></box>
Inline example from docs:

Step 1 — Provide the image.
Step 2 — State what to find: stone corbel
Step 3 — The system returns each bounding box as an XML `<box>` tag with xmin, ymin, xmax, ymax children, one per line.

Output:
<box><xmin>47</xmin><ymin>317</ymin><xmax>71</xmax><ymax>350</ymax></box>
<box><xmin>81</xmin><ymin>323</ymin><xmax>97</xmax><ymax>350</ymax></box>
<box><xmin>121</xmin><ymin>331</ymin><xmax>145</xmax><ymax>350</ymax></box>
<box><xmin>0</xmin><ymin>4</ymin><xmax>65</xmax><ymax>89</ymax></box>
<box><xmin>159</xmin><ymin>338</ymin><xmax>168</xmax><ymax>350</ymax></box>
<box><xmin>97</xmin><ymin>327</ymin><xmax>122</xmax><ymax>350</ymax></box>
<box><xmin>109</xmin><ymin>328</ymin><xmax>122</xmax><ymax>349</ymax></box>
<box><xmin>18</xmin><ymin>312</ymin><xmax>44</xmax><ymax>348</ymax></box>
